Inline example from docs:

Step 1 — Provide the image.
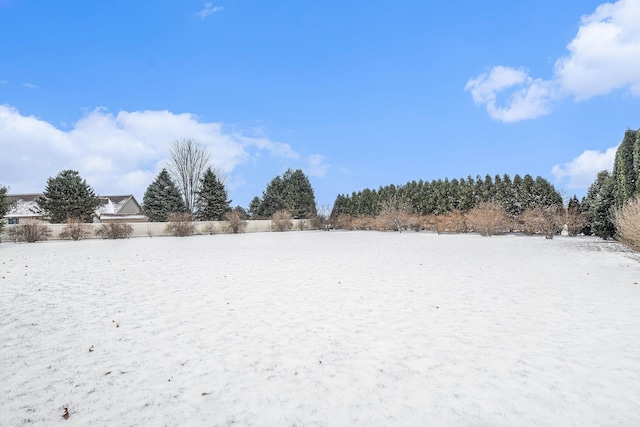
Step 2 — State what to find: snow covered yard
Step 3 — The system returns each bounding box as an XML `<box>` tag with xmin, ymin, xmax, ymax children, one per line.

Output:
<box><xmin>1</xmin><ymin>231</ymin><xmax>640</xmax><ymax>427</ymax></box>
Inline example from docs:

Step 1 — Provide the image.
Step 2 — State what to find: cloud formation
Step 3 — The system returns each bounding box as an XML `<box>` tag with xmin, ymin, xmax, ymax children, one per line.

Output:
<box><xmin>0</xmin><ymin>105</ymin><xmax>303</xmax><ymax>200</ymax></box>
<box><xmin>551</xmin><ymin>146</ymin><xmax>618</xmax><ymax>190</ymax></box>
<box><xmin>305</xmin><ymin>154</ymin><xmax>330</xmax><ymax>178</ymax></box>
<box><xmin>466</xmin><ymin>0</ymin><xmax>640</xmax><ymax>122</ymax></box>
<box><xmin>196</xmin><ymin>2</ymin><xmax>223</xmax><ymax>19</ymax></box>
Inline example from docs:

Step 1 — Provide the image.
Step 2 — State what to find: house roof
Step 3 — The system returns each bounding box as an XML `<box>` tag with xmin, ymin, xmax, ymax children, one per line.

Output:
<box><xmin>5</xmin><ymin>194</ymin><xmax>145</xmax><ymax>218</ymax></box>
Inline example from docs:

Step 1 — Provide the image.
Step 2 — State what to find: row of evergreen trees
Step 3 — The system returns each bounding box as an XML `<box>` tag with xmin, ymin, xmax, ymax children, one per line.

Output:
<box><xmin>331</xmin><ymin>174</ymin><xmax>563</xmax><ymax>218</ymax></box>
<box><xmin>581</xmin><ymin>129</ymin><xmax>640</xmax><ymax>239</ymax></box>
<box><xmin>143</xmin><ymin>167</ymin><xmax>318</xmax><ymax>222</ymax></box>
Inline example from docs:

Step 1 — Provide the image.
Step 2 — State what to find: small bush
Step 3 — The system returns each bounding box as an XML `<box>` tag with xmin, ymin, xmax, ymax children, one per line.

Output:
<box><xmin>7</xmin><ymin>220</ymin><xmax>52</xmax><ymax>243</ymax></box>
<box><xmin>165</xmin><ymin>213</ymin><xmax>196</xmax><ymax>237</ymax></box>
<box><xmin>271</xmin><ymin>210</ymin><xmax>293</xmax><ymax>231</ymax></box>
<box><xmin>465</xmin><ymin>202</ymin><xmax>509</xmax><ymax>237</ymax></box>
<box><xmin>224</xmin><ymin>211</ymin><xmax>247</xmax><ymax>234</ymax></box>
<box><xmin>96</xmin><ymin>222</ymin><xmax>133</xmax><ymax>239</ymax></box>
<box><xmin>521</xmin><ymin>206</ymin><xmax>564</xmax><ymax>239</ymax></box>
<box><xmin>434</xmin><ymin>211</ymin><xmax>467</xmax><ymax>234</ymax></box>
<box><xmin>59</xmin><ymin>217</ymin><xmax>91</xmax><ymax>241</ymax></box>
<box><xmin>376</xmin><ymin>199</ymin><xmax>413</xmax><ymax>232</ymax></box>
<box><xmin>332</xmin><ymin>214</ymin><xmax>355</xmax><ymax>230</ymax></box>
<box><xmin>566</xmin><ymin>209</ymin><xmax>586</xmax><ymax>237</ymax></box>
<box><xmin>615</xmin><ymin>197</ymin><xmax>640</xmax><ymax>250</ymax></box>
<box><xmin>203</xmin><ymin>222</ymin><xmax>218</xmax><ymax>235</ymax></box>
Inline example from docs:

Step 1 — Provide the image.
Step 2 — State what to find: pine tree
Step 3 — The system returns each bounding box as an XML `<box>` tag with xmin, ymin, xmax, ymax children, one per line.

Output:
<box><xmin>195</xmin><ymin>168</ymin><xmax>231</xmax><ymax>221</ymax></box>
<box><xmin>0</xmin><ymin>185</ymin><xmax>10</xmax><ymax>235</ymax></box>
<box><xmin>248</xmin><ymin>196</ymin><xmax>262</xmax><ymax>219</ymax></box>
<box><xmin>256</xmin><ymin>169</ymin><xmax>318</xmax><ymax>218</ymax></box>
<box><xmin>613</xmin><ymin>129</ymin><xmax>638</xmax><ymax>207</ymax></box>
<box><xmin>143</xmin><ymin>169</ymin><xmax>186</xmax><ymax>222</ymax></box>
<box><xmin>585</xmin><ymin>170</ymin><xmax>616</xmax><ymax>239</ymax></box>
<box><xmin>282</xmin><ymin>169</ymin><xmax>317</xmax><ymax>218</ymax></box>
<box><xmin>37</xmin><ymin>170</ymin><xmax>100</xmax><ymax>223</ymax></box>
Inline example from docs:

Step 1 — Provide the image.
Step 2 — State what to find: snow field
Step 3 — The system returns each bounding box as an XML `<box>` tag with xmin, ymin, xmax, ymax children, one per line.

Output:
<box><xmin>1</xmin><ymin>231</ymin><xmax>640</xmax><ymax>426</ymax></box>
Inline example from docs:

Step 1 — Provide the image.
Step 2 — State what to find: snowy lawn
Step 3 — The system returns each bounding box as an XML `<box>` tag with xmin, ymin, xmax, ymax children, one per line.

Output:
<box><xmin>1</xmin><ymin>231</ymin><xmax>640</xmax><ymax>426</ymax></box>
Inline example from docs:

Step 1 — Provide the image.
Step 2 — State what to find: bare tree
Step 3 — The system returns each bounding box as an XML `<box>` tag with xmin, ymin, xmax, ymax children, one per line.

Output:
<box><xmin>168</xmin><ymin>139</ymin><xmax>211</xmax><ymax>213</ymax></box>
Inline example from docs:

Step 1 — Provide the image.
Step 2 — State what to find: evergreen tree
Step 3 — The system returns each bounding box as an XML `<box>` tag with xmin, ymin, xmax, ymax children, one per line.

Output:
<box><xmin>37</xmin><ymin>170</ymin><xmax>100</xmax><ymax>223</ymax></box>
<box><xmin>143</xmin><ymin>169</ymin><xmax>186</xmax><ymax>222</ymax></box>
<box><xmin>248</xmin><ymin>196</ymin><xmax>262</xmax><ymax>219</ymax></box>
<box><xmin>258</xmin><ymin>176</ymin><xmax>287</xmax><ymax>217</ymax></box>
<box><xmin>195</xmin><ymin>167</ymin><xmax>231</xmax><ymax>221</ymax></box>
<box><xmin>256</xmin><ymin>169</ymin><xmax>317</xmax><ymax>218</ymax></box>
<box><xmin>282</xmin><ymin>169</ymin><xmax>317</xmax><ymax>218</ymax></box>
<box><xmin>613</xmin><ymin>129</ymin><xmax>638</xmax><ymax>207</ymax></box>
<box><xmin>0</xmin><ymin>185</ymin><xmax>11</xmax><ymax>235</ymax></box>
<box><xmin>584</xmin><ymin>170</ymin><xmax>616</xmax><ymax>239</ymax></box>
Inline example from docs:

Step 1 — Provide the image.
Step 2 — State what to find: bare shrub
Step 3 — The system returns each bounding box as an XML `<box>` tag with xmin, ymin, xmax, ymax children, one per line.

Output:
<box><xmin>521</xmin><ymin>206</ymin><xmax>564</xmax><ymax>239</ymax></box>
<box><xmin>350</xmin><ymin>216</ymin><xmax>376</xmax><ymax>230</ymax></box>
<box><xmin>566</xmin><ymin>209</ymin><xmax>586</xmax><ymax>237</ymax></box>
<box><xmin>7</xmin><ymin>220</ymin><xmax>52</xmax><ymax>243</ymax></box>
<box><xmin>434</xmin><ymin>211</ymin><xmax>467</xmax><ymax>234</ymax></box>
<box><xmin>203</xmin><ymin>222</ymin><xmax>218</xmax><ymax>235</ymax></box>
<box><xmin>312</xmin><ymin>204</ymin><xmax>333</xmax><ymax>230</ymax></box>
<box><xmin>465</xmin><ymin>202</ymin><xmax>509</xmax><ymax>237</ymax></box>
<box><xmin>224</xmin><ymin>211</ymin><xmax>247</xmax><ymax>234</ymax></box>
<box><xmin>271</xmin><ymin>210</ymin><xmax>293</xmax><ymax>231</ymax></box>
<box><xmin>59</xmin><ymin>217</ymin><xmax>91</xmax><ymax>241</ymax></box>
<box><xmin>96</xmin><ymin>222</ymin><xmax>133</xmax><ymax>239</ymax></box>
<box><xmin>377</xmin><ymin>199</ymin><xmax>413</xmax><ymax>232</ymax></box>
<box><xmin>165</xmin><ymin>212</ymin><xmax>196</xmax><ymax>237</ymax></box>
<box><xmin>297</xmin><ymin>219</ymin><xmax>308</xmax><ymax>231</ymax></box>
<box><xmin>615</xmin><ymin>197</ymin><xmax>640</xmax><ymax>250</ymax></box>
<box><xmin>332</xmin><ymin>214</ymin><xmax>355</xmax><ymax>230</ymax></box>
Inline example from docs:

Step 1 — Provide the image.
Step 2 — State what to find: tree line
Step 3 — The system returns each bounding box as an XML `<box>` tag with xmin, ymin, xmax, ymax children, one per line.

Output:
<box><xmin>331</xmin><ymin>174</ymin><xmax>563</xmax><ymax>219</ymax></box>
<box><xmin>581</xmin><ymin>128</ymin><xmax>640</xmax><ymax>239</ymax></box>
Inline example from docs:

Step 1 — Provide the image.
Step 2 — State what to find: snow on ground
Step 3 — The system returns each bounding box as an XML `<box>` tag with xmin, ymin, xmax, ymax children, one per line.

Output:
<box><xmin>1</xmin><ymin>231</ymin><xmax>640</xmax><ymax>427</ymax></box>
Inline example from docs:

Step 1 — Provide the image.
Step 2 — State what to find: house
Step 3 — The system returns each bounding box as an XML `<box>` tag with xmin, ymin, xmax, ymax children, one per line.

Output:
<box><xmin>4</xmin><ymin>194</ymin><xmax>148</xmax><ymax>224</ymax></box>
<box><xmin>95</xmin><ymin>195</ymin><xmax>148</xmax><ymax>223</ymax></box>
<box><xmin>4</xmin><ymin>194</ymin><xmax>46</xmax><ymax>224</ymax></box>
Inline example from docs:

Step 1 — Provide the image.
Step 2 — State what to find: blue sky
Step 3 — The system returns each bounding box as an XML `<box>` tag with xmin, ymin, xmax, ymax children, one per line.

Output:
<box><xmin>1</xmin><ymin>0</ymin><xmax>639</xmax><ymax>208</ymax></box>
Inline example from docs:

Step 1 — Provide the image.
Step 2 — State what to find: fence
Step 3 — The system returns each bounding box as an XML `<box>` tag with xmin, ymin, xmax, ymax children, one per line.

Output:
<box><xmin>0</xmin><ymin>219</ymin><xmax>317</xmax><ymax>242</ymax></box>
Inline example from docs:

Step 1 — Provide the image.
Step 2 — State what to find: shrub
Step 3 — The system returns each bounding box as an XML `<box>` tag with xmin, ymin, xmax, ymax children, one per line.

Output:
<box><xmin>224</xmin><ymin>211</ymin><xmax>247</xmax><ymax>234</ymax></box>
<box><xmin>271</xmin><ymin>210</ymin><xmax>293</xmax><ymax>231</ymax></box>
<box><xmin>566</xmin><ymin>208</ymin><xmax>586</xmax><ymax>237</ymax></box>
<box><xmin>521</xmin><ymin>206</ymin><xmax>564</xmax><ymax>239</ymax></box>
<box><xmin>615</xmin><ymin>197</ymin><xmax>640</xmax><ymax>250</ymax></box>
<box><xmin>202</xmin><ymin>222</ymin><xmax>219</xmax><ymax>235</ymax></box>
<box><xmin>96</xmin><ymin>222</ymin><xmax>134</xmax><ymax>239</ymax></box>
<box><xmin>165</xmin><ymin>212</ymin><xmax>196</xmax><ymax>237</ymax></box>
<box><xmin>59</xmin><ymin>217</ymin><xmax>91</xmax><ymax>241</ymax></box>
<box><xmin>376</xmin><ymin>199</ymin><xmax>413</xmax><ymax>232</ymax></box>
<box><xmin>332</xmin><ymin>214</ymin><xmax>355</xmax><ymax>230</ymax></box>
<box><xmin>7</xmin><ymin>220</ymin><xmax>52</xmax><ymax>242</ymax></box>
<box><xmin>465</xmin><ymin>201</ymin><xmax>509</xmax><ymax>237</ymax></box>
<box><xmin>434</xmin><ymin>211</ymin><xmax>467</xmax><ymax>234</ymax></box>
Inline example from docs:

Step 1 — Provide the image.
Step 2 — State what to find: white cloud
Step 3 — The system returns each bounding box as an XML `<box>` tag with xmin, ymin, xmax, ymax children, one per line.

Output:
<box><xmin>0</xmin><ymin>105</ymin><xmax>301</xmax><ymax>200</ymax></box>
<box><xmin>305</xmin><ymin>154</ymin><xmax>330</xmax><ymax>178</ymax></box>
<box><xmin>555</xmin><ymin>0</ymin><xmax>640</xmax><ymax>100</ymax></box>
<box><xmin>465</xmin><ymin>66</ymin><xmax>556</xmax><ymax>122</ymax></box>
<box><xmin>466</xmin><ymin>0</ymin><xmax>640</xmax><ymax>122</ymax></box>
<box><xmin>551</xmin><ymin>146</ymin><xmax>618</xmax><ymax>189</ymax></box>
<box><xmin>196</xmin><ymin>2</ymin><xmax>223</xmax><ymax>19</ymax></box>
<box><xmin>22</xmin><ymin>82</ymin><xmax>38</xmax><ymax>89</ymax></box>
